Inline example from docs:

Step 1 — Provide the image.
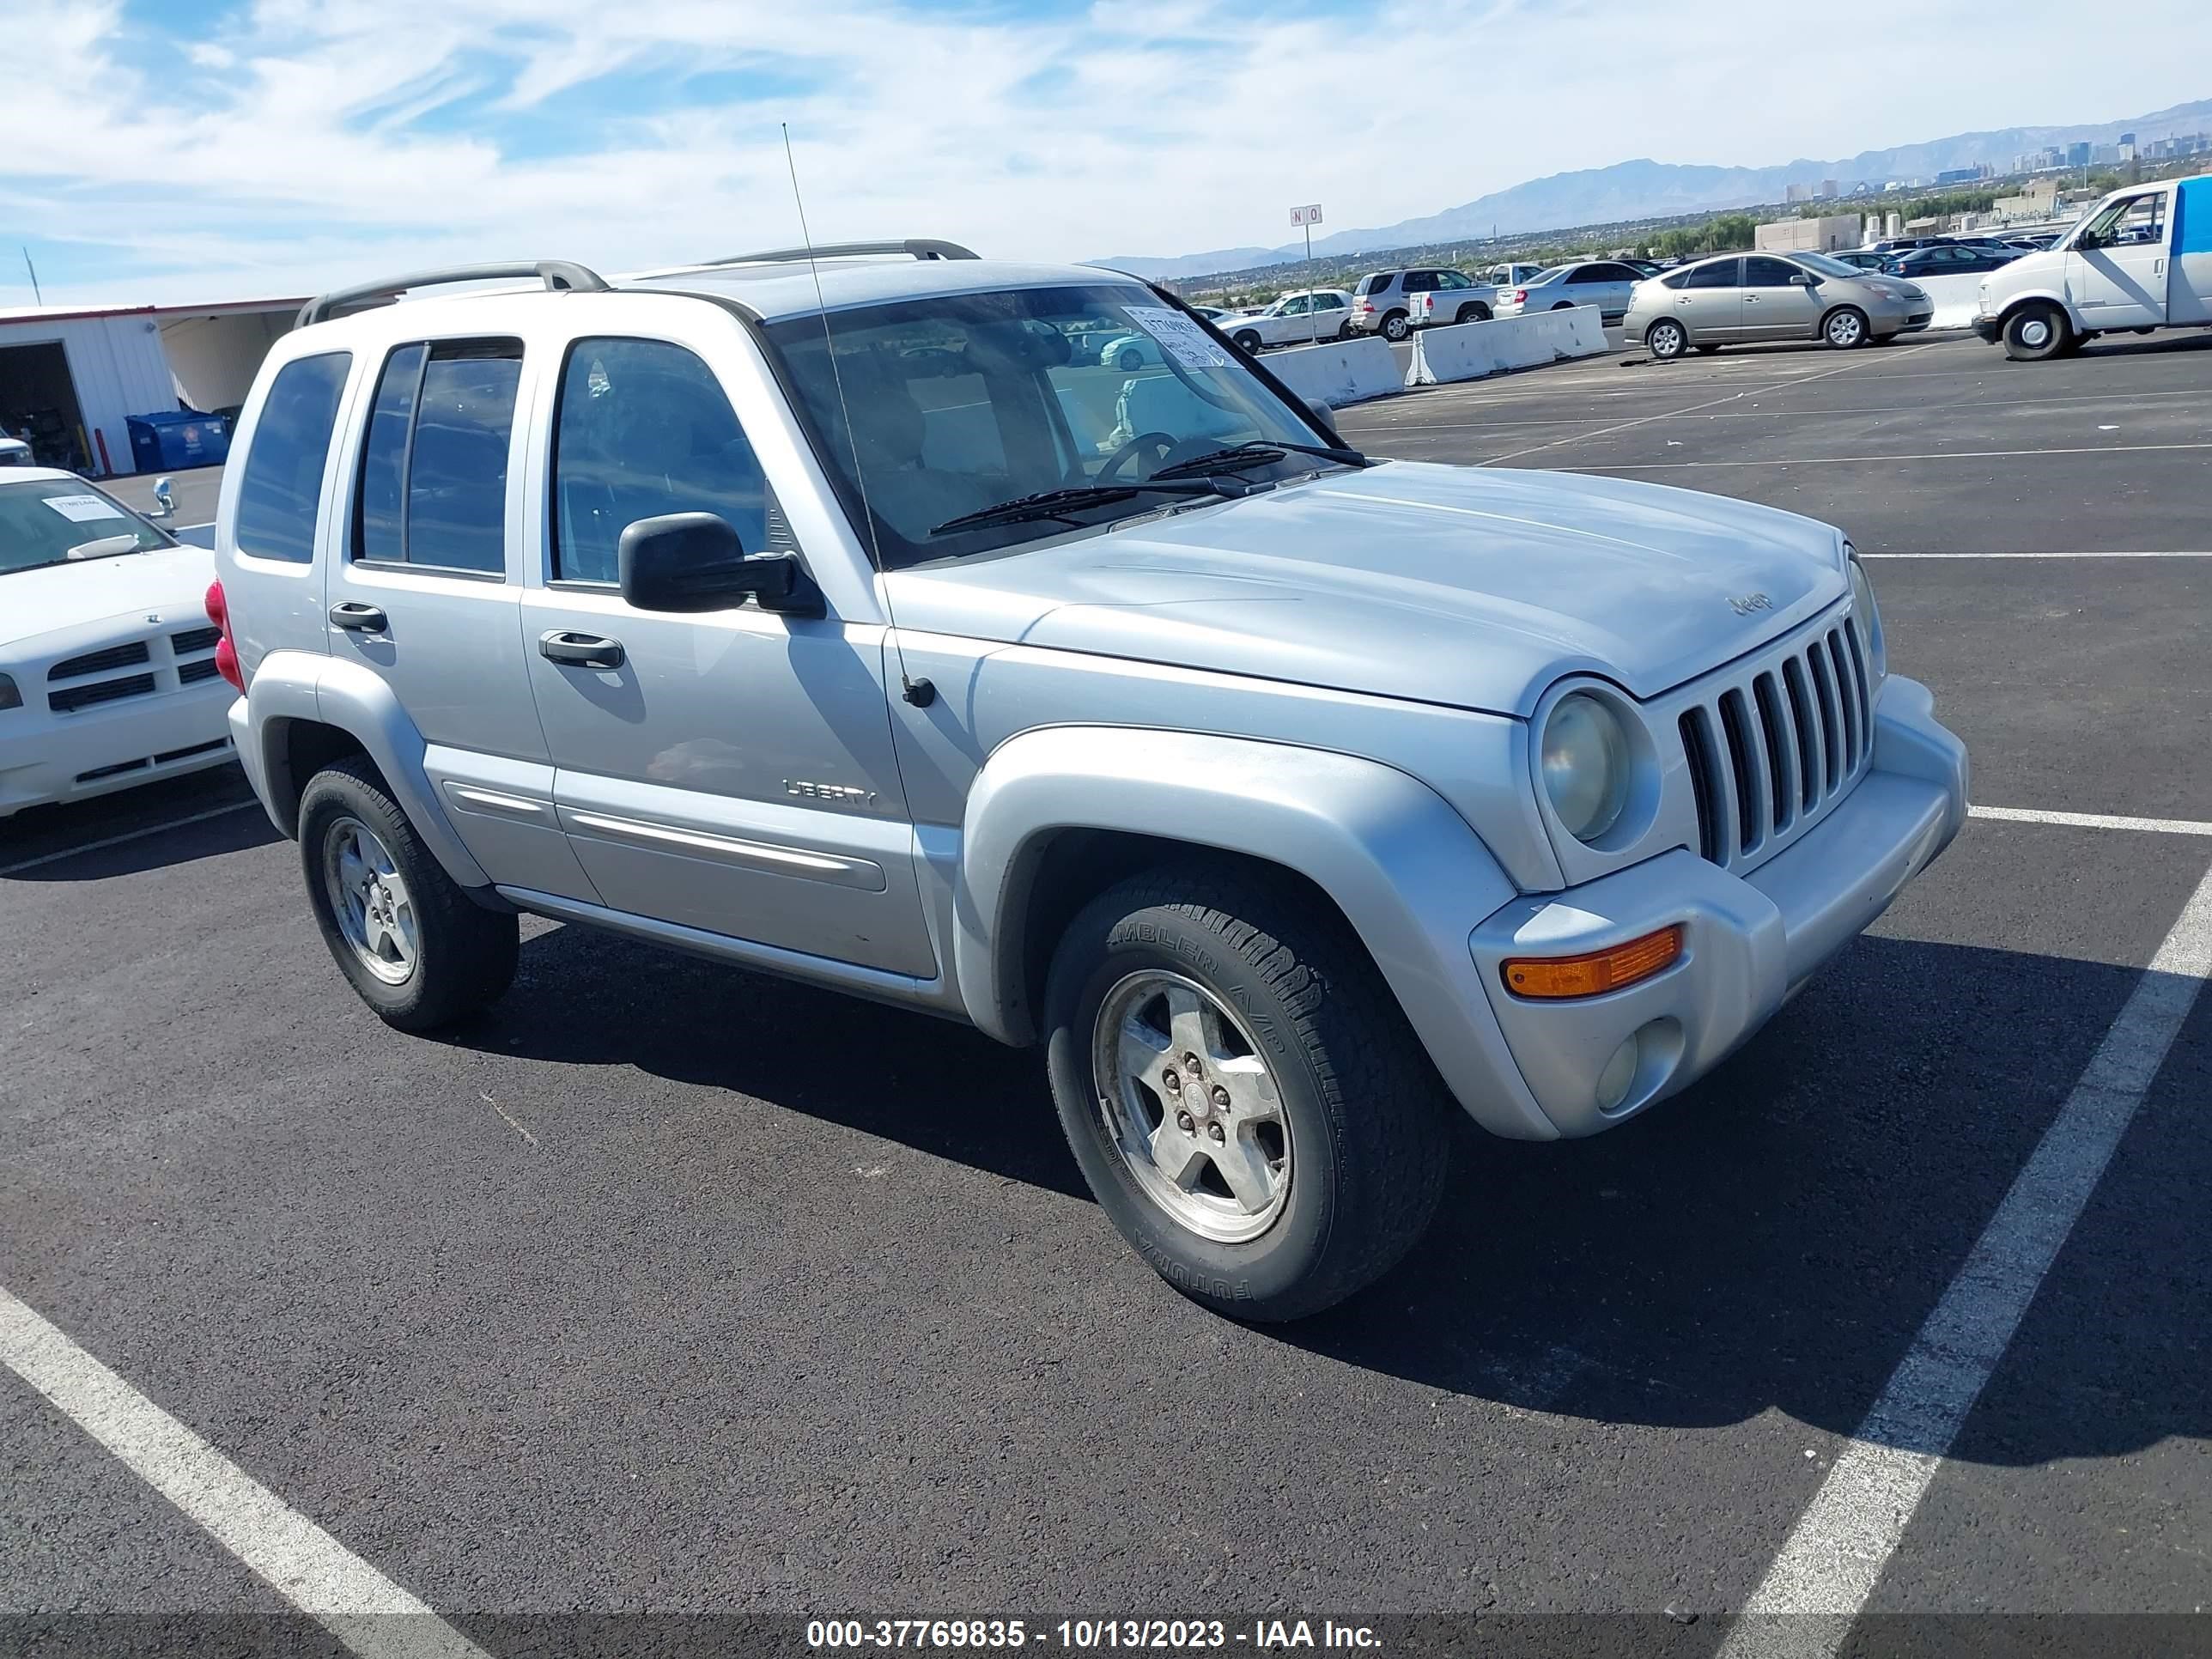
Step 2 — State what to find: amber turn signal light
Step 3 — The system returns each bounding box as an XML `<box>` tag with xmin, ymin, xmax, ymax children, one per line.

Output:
<box><xmin>1502</xmin><ymin>924</ymin><xmax>1684</xmax><ymax>1000</ymax></box>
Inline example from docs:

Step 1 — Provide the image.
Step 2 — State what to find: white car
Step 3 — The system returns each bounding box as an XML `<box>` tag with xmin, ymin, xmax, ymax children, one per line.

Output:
<box><xmin>0</xmin><ymin>466</ymin><xmax>235</xmax><ymax>817</ymax></box>
<box><xmin>0</xmin><ymin>436</ymin><xmax>33</xmax><ymax>467</ymax></box>
<box><xmin>1216</xmin><ymin>289</ymin><xmax>1356</xmax><ymax>351</ymax></box>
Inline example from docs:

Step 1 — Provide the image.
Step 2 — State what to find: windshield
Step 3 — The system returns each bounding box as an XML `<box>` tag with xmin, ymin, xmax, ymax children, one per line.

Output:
<box><xmin>1796</xmin><ymin>252</ymin><xmax>1864</xmax><ymax>280</ymax></box>
<box><xmin>764</xmin><ymin>283</ymin><xmax>1342</xmax><ymax>566</ymax></box>
<box><xmin>0</xmin><ymin>477</ymin><xmax>175</xmax><ymax>574</ymax></box>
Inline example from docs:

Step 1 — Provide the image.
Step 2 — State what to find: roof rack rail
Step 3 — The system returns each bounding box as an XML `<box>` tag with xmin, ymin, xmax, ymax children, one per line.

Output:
<box><xmin>696</xmin><ymin>239</ymin><xmax>980</xmax><ymax>269</ymax></box>
<box><xmin>298</xmin><ymin>261</ymin><xmax>610</xmax><ymax>328</ymax></box>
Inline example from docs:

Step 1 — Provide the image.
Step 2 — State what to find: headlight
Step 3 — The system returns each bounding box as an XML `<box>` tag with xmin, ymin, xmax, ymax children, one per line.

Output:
<box><xmin>1848</xmin><ymin>551</ymin><xmax>1886</xmax><ymax>682</ymax></box>
<box><xmin>0</xmin><ymin>672</ymin><xmax>21</xmax><ymax>712</ymax></box>
<box><xmin>1541</xmin><ymin>692</ymin><xmax>1631</xmax><ymax>842</ymax></box>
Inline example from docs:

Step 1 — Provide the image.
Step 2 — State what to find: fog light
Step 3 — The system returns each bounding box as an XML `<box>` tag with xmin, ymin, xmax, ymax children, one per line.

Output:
<box><xmin>1595</xmin><ymin>1036</ymin><xmax>1638</xmax><ymax>1113</ymax></box>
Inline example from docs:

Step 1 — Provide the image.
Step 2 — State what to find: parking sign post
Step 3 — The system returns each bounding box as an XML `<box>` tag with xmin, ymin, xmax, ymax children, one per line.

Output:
<box><xmin>1291</xmin><ymin>204</ymin><xmax>1323</xmax><ymax>343</ymax></box>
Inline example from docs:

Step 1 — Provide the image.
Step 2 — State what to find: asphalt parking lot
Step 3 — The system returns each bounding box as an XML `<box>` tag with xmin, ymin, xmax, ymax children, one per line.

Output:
<box><xmin>3</xmin><ymin>329</ymin><xmax>2209</xmax><ymax>1657</ymax></box>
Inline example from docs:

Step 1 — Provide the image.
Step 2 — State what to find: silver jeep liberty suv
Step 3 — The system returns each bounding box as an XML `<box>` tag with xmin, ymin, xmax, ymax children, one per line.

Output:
<box><xmin>211</xmin><ymin>242</ymin><xmax>1967</xmax><ymax>1321</ymax></box>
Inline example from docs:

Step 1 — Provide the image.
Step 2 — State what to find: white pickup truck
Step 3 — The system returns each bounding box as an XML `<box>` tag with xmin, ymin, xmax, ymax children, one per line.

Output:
<box><xmin>1973</xmin><ymin>173</ymin><xmax>2212</xmax><ymax>359</ymax></box>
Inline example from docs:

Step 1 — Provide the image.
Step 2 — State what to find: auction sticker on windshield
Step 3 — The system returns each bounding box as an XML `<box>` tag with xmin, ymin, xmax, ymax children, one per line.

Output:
<box><xmin>41</xmin><ymin>494</ymin><xmax>130</xmax><ymax>523</ymax></box>
<box><xmin>1126</xmin><ymin>306</ymin><xmax>1232</xmax><ymax>370</ymax></box>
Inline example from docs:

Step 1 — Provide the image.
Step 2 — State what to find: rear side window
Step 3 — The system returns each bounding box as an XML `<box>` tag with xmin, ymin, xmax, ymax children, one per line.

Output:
<box><xmin>353</xmin><ymin>339</ymin><xmax>520</xmax><ymax>575</ymax></box>
<box><xmin>550</xmin><ymin>337</ymin><xmax>774</xmax><ymax>586</ymax></box>
<box><xmin>1688</xmin><ymin>259</ymin><xmax>1742</xmax><ymax>289</ymax></box>
<box><xmin>234</xmin><ymin>352</ymin><xmax>351</xmax><ymax>563</ymax></box>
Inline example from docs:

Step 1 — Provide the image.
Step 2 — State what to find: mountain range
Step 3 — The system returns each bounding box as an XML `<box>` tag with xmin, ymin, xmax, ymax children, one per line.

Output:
<box><xmin>1092</xmin><ymin>99</ymin><xmax>2212</xmax><ymax>280</ymax></box>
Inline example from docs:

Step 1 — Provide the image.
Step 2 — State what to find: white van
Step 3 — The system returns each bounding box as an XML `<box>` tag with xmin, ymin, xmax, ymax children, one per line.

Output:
<box><xmin>1974</xmin><ymin>173</ymin><xmax>2212</xmax><ymax>359</ymax></box>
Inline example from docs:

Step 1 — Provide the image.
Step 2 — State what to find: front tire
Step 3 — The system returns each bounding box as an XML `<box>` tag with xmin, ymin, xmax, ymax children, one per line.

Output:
<box><xmin>1232</xmin><ymin>330</ymin><xmax>1262</xmax><ymax>354</ymax></box>
<box><xmin>2001</xmin><ymin>301</ymin><xmax>2069</xmax><ymax>362</ymax></box>
<box><xmin>1822</xmin><ymin>306</ymin><xmax>1869</xmax><ymax>349</ymax></box>
<box><xmin>1042</xmin><ymin>862</ymin><xmax>1451</xmax><ymax>1322</ymax></box>
<box><xmin>1115</xmin><ymin>347</ymin><xmax>1145</xmax><ymax>372</ymax></box>
<box><xmin>1645</xmin><ymin>319</ymin><xmax>1688</xmax><ymax>360</ymax></box>
<box><xmin>299</xmin><ymin>757</ymin><xmax>519</xmax><ymax>1032</ymax></box>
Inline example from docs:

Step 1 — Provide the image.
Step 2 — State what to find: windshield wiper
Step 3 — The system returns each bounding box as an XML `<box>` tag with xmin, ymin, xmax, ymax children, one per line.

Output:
<box><xmin>1150</xmin><ymin>439</ymin><xmax>1369</xmax><ymax>481</ymax></box>
<box><xmin>928</xmin><ymin>477</ymin><xmax>1251</xmax><ymax>538</ymax></box>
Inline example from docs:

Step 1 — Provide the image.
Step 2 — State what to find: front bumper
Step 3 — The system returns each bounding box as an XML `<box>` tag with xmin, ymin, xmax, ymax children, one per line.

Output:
<box><xmin>1462</xmin><ymin>675</ymin><xmax>1967</xmax><ymax>1137</ymax></box>
<box><xmin>1972</xmin><ymin>317</ymin><xmax>2003</xmax><ymax>343</ymax></box>
<box><xmin>0</xmin><ymin>680</ymin><xmax>236</xmax><ymax>817</ymax></box>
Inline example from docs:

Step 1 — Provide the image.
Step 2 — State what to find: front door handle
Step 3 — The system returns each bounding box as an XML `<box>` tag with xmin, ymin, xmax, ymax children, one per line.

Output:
<box><xmin>328</xmin><ymin>601</ymin><xmax>387</xmax><ymax>632</ymax></box>
<box><xmin>538</xmin><ymin>629</ymin><xmax>625</xmax><ymax>670</ymax></box>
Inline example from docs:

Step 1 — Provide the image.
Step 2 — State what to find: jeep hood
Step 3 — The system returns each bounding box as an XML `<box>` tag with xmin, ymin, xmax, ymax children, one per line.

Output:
<box><xmin>889</xmin><ymin>461</ymin><xmax>1848</xmax><ymax>715</ymax></box>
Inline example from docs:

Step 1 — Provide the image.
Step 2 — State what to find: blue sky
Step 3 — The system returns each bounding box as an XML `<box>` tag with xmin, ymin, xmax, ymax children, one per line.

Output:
<box><xmin>5</xmin><ymin>0</ymin><xmax>2209</xmax><ymax>307</ymax></box>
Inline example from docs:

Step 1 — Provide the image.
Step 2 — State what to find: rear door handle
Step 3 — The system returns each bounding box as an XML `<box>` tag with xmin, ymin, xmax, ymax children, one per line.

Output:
<box><xmin>328</xmin><ymin>601</ymin><xmax>387</xmax><ymax>632</ymax></box>
<box><xmin>538</xmin><ymin>630</ymin><xmax>625</xmax><ymax>670</ymax></box>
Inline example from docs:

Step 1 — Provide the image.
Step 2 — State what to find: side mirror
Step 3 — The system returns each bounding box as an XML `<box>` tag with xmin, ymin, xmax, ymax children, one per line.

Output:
<box><xmin>1303</xmin><ymin>395</ymin><xmax>1341</xmax><ymax>440</ymax></box>
<box><xmin>2075</xmin><ymin>231</ymin><xmax>2101</xmax><ymax>252</ymax></box>
<box><xmin>152</xmin><ymin>477</ymin><xmax>175</xmax><ymax>517</ymax></box>
<box><xmin>1789</xmin><ymin>272</ymin><xmax>1815</xmax><ymax>287</ymax></box>
<box><xmin>617</xmin><ymin>513</ymin><xmax>823</xmax><ymax>617</ymax></box>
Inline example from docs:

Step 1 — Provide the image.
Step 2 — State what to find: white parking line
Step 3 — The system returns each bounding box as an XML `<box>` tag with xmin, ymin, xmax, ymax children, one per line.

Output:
<box><xmin>0</xmin><ymin>1285</ymin><xmax>488</xmax><ymax>1659</ymax></box>
<box><xmin>1567</xmin><ymin>440</ymin><xmax>2212</xmax><ymax>471</ymax></box>
<box><xmin>1476</xmin><ymin>343</ymin><xmax>1945</xmax><ymax>466</ymax></box>
<box><xmin>1972</xmin><ymin>805</ymin><xmax>2212</xmax><ymax>836</ymax></box>
<box><xmin>1338</xmin><ymin>385</ymin><xmax>2212</xmax><ymax>434</ymax></box>
<box><xmin>1720</xmin><ymin>856</ymin><xmax>2212</xmax><ymax>1658</ymax></box>
<box><xmin>0</xmin><ymin>800</ymin><xmax>262</xmax><ymax>878</ymax></box>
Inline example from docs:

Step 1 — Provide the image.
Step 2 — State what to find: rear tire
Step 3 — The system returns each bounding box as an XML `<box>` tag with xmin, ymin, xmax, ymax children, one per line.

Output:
<box><xmin>2001</xmin><ymin>302</ymin><xmax>2069</xmax><ymax>362</ymax></box>
<box><xmin>1042</xmin><ymin>861</ymin><xmax>1451</xmax><ymax>1322</ymax></box>
<box><xmin>298</xmin><ymin>757</ymin><xmax>518</xmax><ymax>1032</ymax></box>
<box><xmin>1116</xmin><ymin>347</ymin><xmax>1145</xmax><ymax>372</ymax></box>
<box><xmin>1644</xmin><ymin>319</ymin><xmax>1688</xmax><ymax>361</ymax></box>
<box><xmin>1822</xmin><ymin>306</ymin><xmax>1869</xmax><ymax>349</ymax></box>
<box><xmin>1381</xmin><ymin>310</ymin><xmax>1410</xmax><ymax>343</ymax></box>
<box><xmin>1455</xmin><ymin>302</ymin><xmax>1492</xmax><ymax>325</ymax></box>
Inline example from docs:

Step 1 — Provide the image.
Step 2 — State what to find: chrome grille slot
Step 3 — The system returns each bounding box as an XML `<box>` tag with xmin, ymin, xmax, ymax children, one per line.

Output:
<box><xmin>1668</xmin><ymin>605</ymin><xmax>1876</xmax><ymax>876</ymax></box>
<box><xmin>49</xmin><ymin>641</ymin><xmax>149</xmax><ymax>680</ymax></box>
<box><xmin>50</xmin><ymin>672</ymin><xmax>157</xmax><ymax>714</ymax></box>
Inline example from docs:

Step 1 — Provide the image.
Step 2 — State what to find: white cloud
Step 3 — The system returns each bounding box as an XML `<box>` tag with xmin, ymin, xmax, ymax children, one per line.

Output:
<box><xmin>3</xmin><ymin>0</ymin><xmax>2208</xmax><ymax>305</ymax></box>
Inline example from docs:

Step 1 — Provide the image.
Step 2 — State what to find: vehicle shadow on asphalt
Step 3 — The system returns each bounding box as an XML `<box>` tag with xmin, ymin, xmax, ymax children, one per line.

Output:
<box><xmin>450</xmin><ymin>921</ymin><xmax>2199</xmax><ymax>1466</ymax></box>
<box><xmin>1</xmin><ymin>775</ymin><xmax>272</xmax><ymax>884</ymax></box>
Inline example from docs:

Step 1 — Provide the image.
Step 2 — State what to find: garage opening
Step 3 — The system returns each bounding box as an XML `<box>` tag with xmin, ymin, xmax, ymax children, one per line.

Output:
<box><xmin>0</xmin><ymin>341</ymin><xmax>92</xmax><ymax>472</ymax></box>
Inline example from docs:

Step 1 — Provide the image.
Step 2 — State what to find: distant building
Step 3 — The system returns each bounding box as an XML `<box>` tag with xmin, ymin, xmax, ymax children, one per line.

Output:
<box><xmin>1756</xmin><ymin>214</ymin><xmax>1864</xmax><ymax>254</ymax></box>
<box><xmin>1933</xmin><ymin>165</ymin><xmax>1992</xmax><ymax>186</ymax></box>
<box><xmin>1785</xmin><ymin>182</ymin><xmax>1814</xmax><ymax>204</ymax></box>
<box><xmin>2067</xmin><ymin>141</ymin><xmax>2092</xmax><ymax>167</ymax></box>
<box><xmin>1992</xmin><ymin>177</ymin><xmax>2063</xmax><ymax>222</ymax></box>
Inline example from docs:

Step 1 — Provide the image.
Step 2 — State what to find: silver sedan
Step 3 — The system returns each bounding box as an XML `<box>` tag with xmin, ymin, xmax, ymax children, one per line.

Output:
<box><xmin>1625</xmin><ymin>252</ymin><xmax>1933</xmax><ymax>359</ymax></box>
<box><xmin>1492</xmin><ymin>260</ymin><xmax>1647</xmax><ymax>323</ymax></box>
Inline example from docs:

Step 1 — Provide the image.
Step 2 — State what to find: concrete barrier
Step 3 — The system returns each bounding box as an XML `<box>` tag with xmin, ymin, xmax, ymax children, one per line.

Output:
<box><xmin>1261</xmin><ymin>335</ymin><xmax>1404</xmax><ymax>407</ymax></box>
<box><xmin>1405</xmin><ymin>305</ymin><xmax>1610</xmax><ymax>386</ymax></box>
<box><xmin>1905</xmin><ymin>270</ymin><xmax>1984</xmax><ymax>331</ymax></box>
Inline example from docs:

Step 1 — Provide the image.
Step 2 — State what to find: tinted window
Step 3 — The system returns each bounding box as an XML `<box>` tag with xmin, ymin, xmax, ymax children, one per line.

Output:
<box><xmin>1357</xmin><ymin>273</ymin><xmax>1395</xmax><ymax>295</ymax></box>
<box><xmin>352</xmin><ymin>341</ymin><xmax>519</xmax><ymax>574</ymax></box>
<box><xmin>356</xmin><ymin>343</ymin><xmax>424</xmax><ymax>563</ymax></box>
<box><xmin>1402</xmin><ymin>271</ymin><xmax>1436</xmax><ymax>292</ymax></box>
<box><xmin>1565</xmin><ymin>264</ymin><xmax>1600</xmax><ymax>283</ymax></box>
<box><xmin>1743</xmin><ymin>258</ymin><xmax>1805</xmax><ymax>287</ymax></box>
<box><xmin>551</xmin><ymin>338</ymin><xmax>773</xmax><ymax>586</ymax></box>
<box><xmin>235</xmin><ymin>352</ymin><xmax>350</xmax><ymax>563</ymax></box>
<box><xmin>1687</xmin><ymin>259</ymin><xmax>1741</xmax><ymax>289</ymax></box>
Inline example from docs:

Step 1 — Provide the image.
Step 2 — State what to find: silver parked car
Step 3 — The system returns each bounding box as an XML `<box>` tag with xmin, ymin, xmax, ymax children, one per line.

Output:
<box><xmin>212</xmin><ymin>242</ymin><xmax>1965</xmax><ymax>1322</ymax></box>
<box><xmin>1625</xmin><ymin>252</ymin><xmax>1934</xmax><ymax>360</ymax></box>
<box><xmin>1492</xmin><ymin>260</ymin><xmax>1646</xmax><ymax>323</ymax></box>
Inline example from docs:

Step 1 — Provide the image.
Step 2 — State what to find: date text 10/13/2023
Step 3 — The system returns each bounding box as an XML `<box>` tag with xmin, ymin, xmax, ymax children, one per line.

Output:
<box><xmin>806</xmin><ymin>1620</ymin><xmax>1383</xmax><ymax>1650</ymax></box>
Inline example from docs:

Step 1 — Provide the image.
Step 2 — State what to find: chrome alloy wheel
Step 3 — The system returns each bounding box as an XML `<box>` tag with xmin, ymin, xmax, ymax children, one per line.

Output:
<box><xmin>1091</xmin><ymin>970</ymin><xmax>1292</xmax><ymax>1243</ymax></box>
<box><xmin>1826</xmin><ymin>309</ymin><xmax>1865</xmax><ymax>347</ymax></box>
<box><xmin>322</xmin><ymin>816</ymin><xmax>417</xmax><ymax>985</ymax></box>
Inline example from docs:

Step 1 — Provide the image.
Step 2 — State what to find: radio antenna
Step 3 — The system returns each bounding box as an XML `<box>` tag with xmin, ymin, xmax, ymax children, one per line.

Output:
<box><xmin>782</xmin><ymin>123</ymin><xmax>934</xmax><ymax>708</ymax></box>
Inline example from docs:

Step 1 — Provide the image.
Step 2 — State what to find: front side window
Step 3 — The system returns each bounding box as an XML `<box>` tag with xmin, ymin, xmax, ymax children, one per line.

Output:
<box><xmin>2081</xmin><ymin>191</ymin><xmax>2166</xmax><ymax>247</ymax></box>
<box><xmin>235</xmin><ymin>351</ymin><xmax>351</xmax><ymax>564</ymax></box>
<box><xmin>352</xmin><ymin>340</ymin><xmax>520</xmax><ymax>574</ymax></box>
<box><xmin>766</xmin><ymin>284</ymin><xmax>1346</xmax><ymax>568</ymax></box>
<box><xmin>550</xmin><ymin>337</ymin><xmax>776</xmax><ymax>585</ymax></box>
<box><xmin>1743</xmin><ymin>258</ymin><xmax>1805</xmax><ymax>288</ymax></box>
<box><xmin>1435</xmin><ymin>271</ymin><xmax>1470</xmax><ymax>290</ymax></box>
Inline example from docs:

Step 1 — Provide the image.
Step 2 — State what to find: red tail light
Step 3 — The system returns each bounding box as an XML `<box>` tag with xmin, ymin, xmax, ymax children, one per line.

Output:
<box><xmin>1510</xmin><ymin>289</ymin><xmax>1528</xmax><ymax>305</ymax></box>
<box><xmin>206</xmin><ymin>580</ymin><xmax>245</xmax><ymax>692</ymax></box>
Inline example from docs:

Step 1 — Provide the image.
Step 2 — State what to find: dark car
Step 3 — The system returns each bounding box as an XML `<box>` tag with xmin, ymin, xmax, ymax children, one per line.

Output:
<box><xmin>1881</xmin><ymin>244</ymin><xmax>2020</xmax><ymax>278</ymax></box>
